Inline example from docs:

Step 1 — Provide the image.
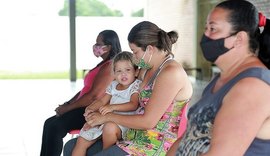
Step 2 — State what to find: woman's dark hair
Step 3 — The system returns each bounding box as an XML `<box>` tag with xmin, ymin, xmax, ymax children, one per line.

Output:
<box><xmin>216</xmin><ymin>0</ymin><xmax>270</xmax><ymax>68</ymax></box>
<box><xmin>128</xmin><ymin>21</ymin><xmax>178</xmax><ymax>56</ymax></box>
<box><xmin>97</xmin><ymin>30</ymin><xmax>122</xmax><ymax>66</ymax></box>
<box><xmin>259</xmin><ymin>19</ymin><xmax>270</xmax><ymax>68</ymax></box>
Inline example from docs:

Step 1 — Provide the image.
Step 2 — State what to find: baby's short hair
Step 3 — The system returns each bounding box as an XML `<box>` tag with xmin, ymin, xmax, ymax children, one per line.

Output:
<box><xmin>112</xmin><ymin>51</ymin><xmax>136</xmax><ymax>72</ymax></box>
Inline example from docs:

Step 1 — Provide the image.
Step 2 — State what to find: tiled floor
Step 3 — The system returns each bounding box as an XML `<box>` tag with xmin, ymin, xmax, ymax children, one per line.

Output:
<box><xmin>0</xmin><ymin>79</ymin><xmax>83</xmax><ymax>156</ymax></box>
<box><xmin>0</xmin><ymin>78</ymin><xmax>207</xmax><ymax>156</ymax></box>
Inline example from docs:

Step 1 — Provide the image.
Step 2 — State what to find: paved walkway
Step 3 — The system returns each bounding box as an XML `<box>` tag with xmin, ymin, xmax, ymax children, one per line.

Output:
<box><xmin>0</xmin><ymin>78</ymin><xmax>207</xmax><ymax>156</ymax></box>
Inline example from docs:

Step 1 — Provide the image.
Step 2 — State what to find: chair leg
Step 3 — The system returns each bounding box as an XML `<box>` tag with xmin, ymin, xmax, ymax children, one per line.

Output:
<box><xmin>69</xmin><ymin>129</ymin><xmax>80</xmax><ymax>138</ymax></box>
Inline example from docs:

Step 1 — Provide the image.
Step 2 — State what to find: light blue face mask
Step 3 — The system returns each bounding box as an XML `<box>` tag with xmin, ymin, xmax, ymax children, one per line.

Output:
<box><xmin>135</xmin><ymin>49</ymin><xmax>152</xmax><ymax>69</ymax></box>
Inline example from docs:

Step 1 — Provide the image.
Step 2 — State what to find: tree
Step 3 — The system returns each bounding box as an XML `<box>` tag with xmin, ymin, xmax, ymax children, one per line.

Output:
<box><xmin>59</xmin><ymin>0</ymin><xmax>123</xmax><ymax>16</ymax></box>
<box><xmin>131</xmin><ymin>8</ymin><xmax>144</xmax><ymax>17</ymax></box>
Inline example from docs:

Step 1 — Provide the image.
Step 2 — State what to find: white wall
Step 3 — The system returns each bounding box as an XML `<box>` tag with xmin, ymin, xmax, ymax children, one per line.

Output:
<box><xmin>0</xmin><ymin>16</ymin><xmax>144</xmax><ymax>72</ymax></box>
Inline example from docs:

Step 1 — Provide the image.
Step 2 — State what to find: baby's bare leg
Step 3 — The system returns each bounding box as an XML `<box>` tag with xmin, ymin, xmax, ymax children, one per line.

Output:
<box><xmin>71</xmin><ymin>136</ymin><xmax>97</xmax><ymax>156</ymax></box>
<box><xmin>102</xmin><ymin>122</ymin><xmax>122</xmax><ymax>149</ymax></box>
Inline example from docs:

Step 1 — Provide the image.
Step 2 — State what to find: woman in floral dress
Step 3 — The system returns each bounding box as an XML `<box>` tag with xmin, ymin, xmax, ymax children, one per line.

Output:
<box><xmin>64</xmin><ymin>21</ymin><xmax>193</xmax><ymax>156</ymax></box>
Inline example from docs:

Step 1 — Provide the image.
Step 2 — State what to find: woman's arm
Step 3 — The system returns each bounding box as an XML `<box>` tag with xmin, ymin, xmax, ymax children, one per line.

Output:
<box><xmin>82</xmin><ymin>93</ymin><xmax>112</xmax><ymax>131</ymax></box>
<box><xmin>85</xmin><ymin>93</ymin><xmax>112</xmax><ymax>113</ymax></box>
<box><xmin>55</xmin><ymin>91</ymin><xmax>81</xmax><ymax>115</ymax></box>
<box><xmin>166</xmin><ymin>137</ymin><xmax>182</xmax><ymax>156</ymax></box>
<box><xmin>66</xmin><ymin>91</ymin><xmax>81</xmax><ymax>104</ymax></box>
<box><xmin>99</xmin><ymin>93</ymin><xmax>139</xmax><ymax>115</ymax></box>
<box><xmin>202</xmin><ymin>78</ymin><xmax>270</xmax><ymax>156</ymax></box>
<box><xmin>86</xmin><ymin>63</ymin><xmax>190</xmax><ymax>129</ymax></box>
<box><xmin>58</xmin><ymin>62</ymin><xmax>114</xmax><ymax>115</ymax></box>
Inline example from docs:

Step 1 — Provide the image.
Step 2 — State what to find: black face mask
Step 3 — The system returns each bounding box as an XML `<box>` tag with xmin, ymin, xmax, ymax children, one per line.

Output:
<box><xmin>200</xmin><ymin>34</ymin><xmax>233</xmax><ymax>63</ymax></box>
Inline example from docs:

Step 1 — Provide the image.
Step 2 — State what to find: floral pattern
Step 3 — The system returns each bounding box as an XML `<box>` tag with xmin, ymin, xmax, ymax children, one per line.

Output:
<box><xmin>117</xmin><ymin>81</ymin><xmax>188</xmax><ymax>156</ymax></box>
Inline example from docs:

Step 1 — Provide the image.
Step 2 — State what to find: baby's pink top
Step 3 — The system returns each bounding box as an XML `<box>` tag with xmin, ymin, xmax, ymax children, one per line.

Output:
<box><xmin>77</xmin><ymin>60</ymin><xmax>111</xmax><ymax>99</ymax></box>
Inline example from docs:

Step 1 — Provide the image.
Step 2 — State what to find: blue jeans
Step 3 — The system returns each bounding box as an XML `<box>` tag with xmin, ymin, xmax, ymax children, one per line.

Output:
<box><xmin>63</xmin><ymin>138</ymin><xmax>128</xmax><ymax>156</ymax></box>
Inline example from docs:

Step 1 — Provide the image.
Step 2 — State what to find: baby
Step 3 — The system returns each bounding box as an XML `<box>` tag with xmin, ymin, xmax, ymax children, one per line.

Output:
<box><xmin>72</xmin><ymin>51</ymin><xmax>141</xmax><ymax>156</ymax></box>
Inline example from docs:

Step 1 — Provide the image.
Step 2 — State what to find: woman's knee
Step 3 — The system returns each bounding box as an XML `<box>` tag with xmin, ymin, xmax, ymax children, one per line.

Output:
<box><xmin>93</xmin><ymin>145</ymin><xmax>128</xmax><ymax>156</ymax></box>
<box><xmin>43</xmin><ymin>116</ymin><xmax>58</xmax><ymax>132</ymax></box>
<box><xmin>44</xmin><ymin>116</ymin><xmax>56</xmax><ymax>126</ymax></box>
<box><xmin>64</xmin><ymin>138</ymin><xmax>103</xmax><ymax>156</ymax></box>
<box><xmin>63</xmin><ymin>138</ymin><xmax>77</xmax><ymax>156</ymax></box>
<box><xmin>44</xmin><ymin>116</ymin><xmax>68</xmax><ymax>136</ymax></box>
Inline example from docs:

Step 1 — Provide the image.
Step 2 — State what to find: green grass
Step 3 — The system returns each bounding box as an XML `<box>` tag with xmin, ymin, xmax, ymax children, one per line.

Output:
<box><xmin>0</xmin><ymin>70</ymin><xmax>84</xmax><ymax>79</ymax></box>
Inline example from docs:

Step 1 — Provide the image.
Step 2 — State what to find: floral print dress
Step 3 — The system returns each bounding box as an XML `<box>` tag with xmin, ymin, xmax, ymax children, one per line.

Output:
<box><xmin>117</xmin><ymin>57</ymin><xmax>189</xmax><ymax>156</ymax></box>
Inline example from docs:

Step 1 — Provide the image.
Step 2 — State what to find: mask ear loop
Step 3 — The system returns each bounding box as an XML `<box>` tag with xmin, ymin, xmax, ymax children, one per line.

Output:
<box><xmin>145</xmin><ymin>46</ymin><xmax>152</xmax><ymax>64</ymax></box>
<box><xmin>148</xmin><ymin>53</ymin><xmax>153</xmax><ymax>64</ymax></box>
<box><xmin>135</xmin><ymin>49</ymin><xmax>148</xmax><ymax>78</ymax></box>
<box><xmin>141</xmin><ymin>50</ymin><xmax>147</xmax><ymax>60</ymax></box>
<box><xmin>225</xmin><ymin>31</ymin><xmax>239</xmax><ymax>50</ymax></box>
<box><xmin>136</xmin><ymin>51</ymin><xmax>147</xmax><ymax>70</ymax></box>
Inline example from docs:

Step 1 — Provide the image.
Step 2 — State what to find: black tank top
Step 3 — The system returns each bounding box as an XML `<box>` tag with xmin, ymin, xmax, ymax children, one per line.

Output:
<box><xmin>176</xmin><ymin>67</ymin><xmax>270</xmax><ymax>156</ymax></box>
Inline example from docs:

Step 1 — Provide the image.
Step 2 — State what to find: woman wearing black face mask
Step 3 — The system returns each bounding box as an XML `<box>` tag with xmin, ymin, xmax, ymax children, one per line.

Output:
<box><xmin>167</xmin><ymin>0</ymin><xmax>270</xmax><ymax>156</ymax></box>
<box><xmin>200</xmin><ymin>33</ymin><xmax>236</xmax><ymax>63</ymax></box>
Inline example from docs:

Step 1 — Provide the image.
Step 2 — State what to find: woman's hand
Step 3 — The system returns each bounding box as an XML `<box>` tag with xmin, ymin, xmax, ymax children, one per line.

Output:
<box><xmin>55</xmin><ymin>104</ymin><xmax>71</xmax><ymax>116</ymax></box>
<box><xmin>82</xmin><ymin>122</ymin><xmax>92</xmax><ymax>131</ymax></box>
<box><xmin>85</xmin><ymin>112</ymin><xmax>107</xmax><ymax>127</ymax></box>
<box><xmin>99</xmin><ymin>105</ymin><xmax>113</xmax><ymax>115</ymax></box>
<box><xmin>83</xmin><ymin>105</ymin><xmax>95</xmax><ymax>117</ymax></box>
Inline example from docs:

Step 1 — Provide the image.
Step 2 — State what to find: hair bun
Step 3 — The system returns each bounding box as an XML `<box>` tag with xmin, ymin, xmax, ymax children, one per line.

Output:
<box><xmin>167</xmin><ymin>31</ymin><xmax>178</xmax><ymax>44</ymax></box>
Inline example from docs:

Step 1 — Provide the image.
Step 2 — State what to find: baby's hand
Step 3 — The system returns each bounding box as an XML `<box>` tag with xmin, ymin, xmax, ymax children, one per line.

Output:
<box><xmin>82</xmin><ymin>123</ymin><xmax>91</xmax><ymax>131</ymax></box>
<box><xmin>99</xmin><ymin>105</ymin><xmax>113</xmax><ymax>115</ymax></box>
<box><xmin>84</xmin><ymin>107</ymin><xmax>94</xmax><ymax>117</ymax></box>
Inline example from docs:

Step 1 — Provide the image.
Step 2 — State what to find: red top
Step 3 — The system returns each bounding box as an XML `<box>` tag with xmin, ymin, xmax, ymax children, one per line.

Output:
<box><xmin>77</xmin><ymin>60</ymin><xmax>111</xmax><ymax>99</ymax></box>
